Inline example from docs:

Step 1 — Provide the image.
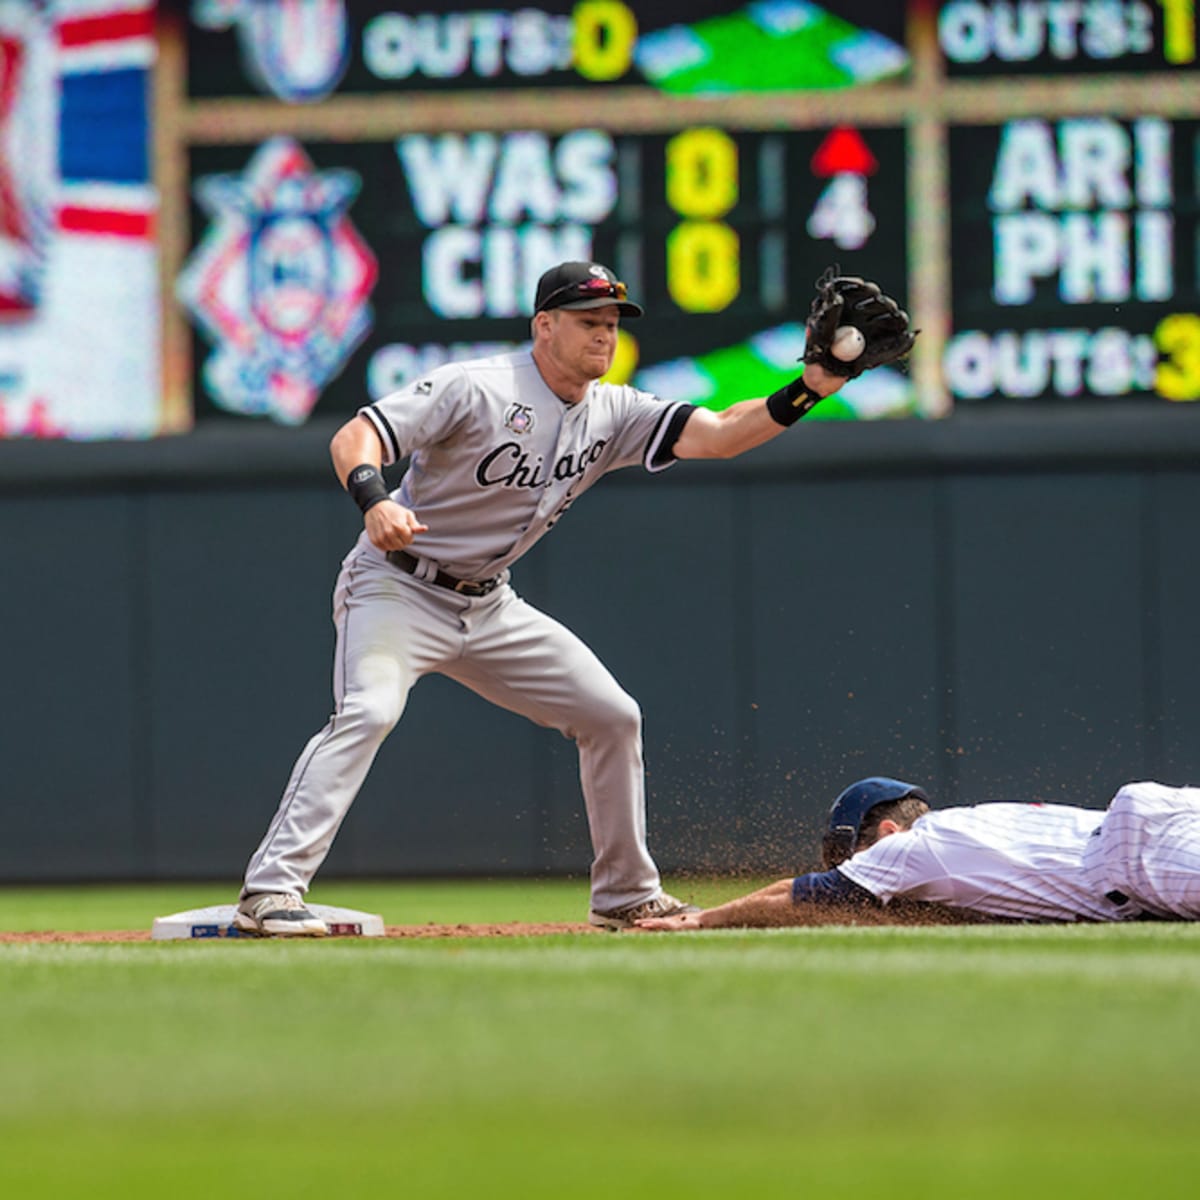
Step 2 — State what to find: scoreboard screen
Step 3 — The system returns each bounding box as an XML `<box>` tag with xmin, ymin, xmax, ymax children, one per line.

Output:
<box><xmin>939</xmin><ymin>0</ymin><xmax>1196</xmax><ymax>76</ymax></box>
<box><xmin>183</xmin><ymin>124</ymin><xmax>910</xmax><ymax>423</ymax></box>
<box><xmin>935</xmin><ymin>0</ymin><xmax>1200</xmax><ymax>407</ymax></box>
<box><xmin>166</xmin><ymin>0</ymin><xmax>1200</xmax><ymax>431</ymax></box>
<box><xmin>187</xmin><ymin>1</ymin><xmax>909</xmax><ymax>100</ymax></box>
<box><xmin>945</xmin><ymin>116</ymin><xmax>1200</xmax><ymax>404</ymax></box>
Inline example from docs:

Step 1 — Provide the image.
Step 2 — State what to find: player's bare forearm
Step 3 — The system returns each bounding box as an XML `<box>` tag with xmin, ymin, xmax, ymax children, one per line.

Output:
<box><xmin>330</xmin><ymin>413</ymin><xmax>385</xmax><ymax>481</ymax></box>
<box><xmin>330</xmin><ymin>414</ymin><xmax>428</xmax><ymax>550</ymax></box>
<box><xmin>635</xmin><ymin>880</ymin><xmax>799</xmax><ymax>931</ymax></box>
<box><xmin>672</xmin><ymin>364</ymin><xmax>845</xmax><ymax>460</ymax></box>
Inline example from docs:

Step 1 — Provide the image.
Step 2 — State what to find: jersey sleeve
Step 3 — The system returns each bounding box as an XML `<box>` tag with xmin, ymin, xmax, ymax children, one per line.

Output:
<box><xmin>602</xmin><ymin>386</ymin><xmax>696</xmax><ymax>474</ymax></box>
<box><xmin>840</xmin><ymin>830</ymin><xmax>931</xmax><ymax>902</ymax></box>
<box><xmin>838</xmin><ymin>828</ymin><xmax>950</xmax><ymax>904</ymax></box>
<box><xmin>358</xmin><ymin>364</ymin><xmax>471</xmax><ymax>466</ymax></box>
<box><xmin>791</xmin><ymin>869</ymin><xmax>879</xmax><ymax>906</ymax></box>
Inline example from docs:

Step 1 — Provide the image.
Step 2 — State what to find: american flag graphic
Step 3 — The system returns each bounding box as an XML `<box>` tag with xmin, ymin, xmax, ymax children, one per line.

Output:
<box><xmin>0</xmin><ymin>0</ymin><xmax>160</xmax><ymax>439</ymax></box>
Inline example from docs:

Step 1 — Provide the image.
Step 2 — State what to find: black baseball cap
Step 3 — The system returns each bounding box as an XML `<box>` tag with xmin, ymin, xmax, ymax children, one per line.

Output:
<box><xmin>534</xmin><ymin>262</ymin><xmax>644</xmax><ymax>318</ymax></box>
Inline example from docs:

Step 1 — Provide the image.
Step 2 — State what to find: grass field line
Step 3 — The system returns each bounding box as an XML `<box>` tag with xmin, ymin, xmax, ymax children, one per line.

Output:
<box><xmin>5</xmin><ymin>931</ymin><xmax>1200</xmax><ymax>983</ymax></box>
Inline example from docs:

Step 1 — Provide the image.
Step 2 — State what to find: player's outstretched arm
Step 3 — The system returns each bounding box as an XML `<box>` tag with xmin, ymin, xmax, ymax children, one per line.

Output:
<box><xmin>635</xmin><ymin>879</ymin><xmax>801</xmax><ymax>931</ymax></box>
<box><xmin>635</xmin><ymin>871</ymin><xmax>880</xmax><ymax>931</ymax></box>
<box><xmin>673</xmin><ymin>270</ymin><xmax>917</xmax><ymax>462</ymax></box>
<box><xmin>672</xmin><ymin>363</ymin><xmax>844</xmax><ymax>461</ymax></box>
<box><xmin>330</xmin><ymin>415</ymin><xmax>429</xmax><ymax>552</ymax></box>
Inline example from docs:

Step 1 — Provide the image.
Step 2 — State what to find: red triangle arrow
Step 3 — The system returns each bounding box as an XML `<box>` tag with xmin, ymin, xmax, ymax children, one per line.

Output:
<box><xmin>811</xmin><ymin>127</ymin><xmax>878</xmax><ymax>177</ymax></box>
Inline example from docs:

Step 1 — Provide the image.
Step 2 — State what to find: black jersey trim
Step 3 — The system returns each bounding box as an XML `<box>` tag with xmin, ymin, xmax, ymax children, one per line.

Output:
<box><xmin>361</xmin><ymin>406</ymin><xmax>401</xmax><ymax>465</ymax></box>
<box><xmin>644</xmin><ymin>402</ymin><xmax>697</xmax><ymax>472</ymax></box>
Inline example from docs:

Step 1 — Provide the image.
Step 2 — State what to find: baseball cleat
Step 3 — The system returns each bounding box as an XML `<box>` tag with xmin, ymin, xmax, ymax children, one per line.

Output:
<box><xmin>233</xmin><ymin>893</ymin><xmax>328</xmax><ymax>937</ymax></box>
<box><xmin>588</xmin><ymin>891</ymin><xmax>701</xmax><ymax>931</ymax></box>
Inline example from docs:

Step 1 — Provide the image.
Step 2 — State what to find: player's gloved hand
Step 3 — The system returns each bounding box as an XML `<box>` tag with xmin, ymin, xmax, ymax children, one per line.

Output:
<box><xmin>802</xmin><ymin>268</ymin><xmax>918</xmax><ymax>380</ymax></box>
<box><xmin>365</xmin><ymin>501</ymin><xmax>429</xmax><ymax>553</ymax></box>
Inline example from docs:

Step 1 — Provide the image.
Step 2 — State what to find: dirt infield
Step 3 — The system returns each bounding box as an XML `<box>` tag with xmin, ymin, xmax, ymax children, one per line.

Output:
<box><xmin>0</xmin><ymin>922</ymin><xmax>599</xmax><ymax>943</ymax></box>
<box><xmin>0</xmin><ymin>905</ymin><xmax>990</xmax><ymax>943</ymax></box>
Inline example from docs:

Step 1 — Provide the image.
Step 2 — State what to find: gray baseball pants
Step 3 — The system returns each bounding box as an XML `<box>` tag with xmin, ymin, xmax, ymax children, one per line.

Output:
<box><xmin>242</xmin><ymin>547</ymin><xmax>662</xmax><ymax>912</ymax></box>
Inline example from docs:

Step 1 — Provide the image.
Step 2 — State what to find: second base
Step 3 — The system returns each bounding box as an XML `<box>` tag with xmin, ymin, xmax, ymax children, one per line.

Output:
<box><xmin>151</xmin><ymin>903</ymin><xmax>385</xmax><ymax>940</ymax></box>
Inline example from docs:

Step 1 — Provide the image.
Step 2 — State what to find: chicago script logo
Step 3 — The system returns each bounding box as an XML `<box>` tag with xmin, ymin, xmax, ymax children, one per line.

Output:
<box><xmin>475</xmin><ymin>439</ymin><xmax>607</xmax><ymax>489</ymax></box>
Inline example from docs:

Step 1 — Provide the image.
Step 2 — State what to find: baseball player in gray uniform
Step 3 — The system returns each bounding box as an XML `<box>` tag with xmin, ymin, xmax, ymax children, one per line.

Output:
<box><xmin>636</xmin><ymin>776</ymin><xmax>1200</xmax><ymax>929</ymax></box>
<box><xmin>233</xmin><ymin>262</ymin><xmax>915</xmax><ymax>937</ymax></box>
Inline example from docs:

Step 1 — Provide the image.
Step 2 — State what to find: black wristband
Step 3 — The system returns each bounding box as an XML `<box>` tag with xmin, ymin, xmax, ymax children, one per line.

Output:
<box><xmin>765</xmin><ymin>377</ymin><xmax>824</xmax><ymax>427</ymax></box>
<box><xmin>346</xmin><ymin>463</ymin><xmax>391</xmax><ymax>514</ymax></box>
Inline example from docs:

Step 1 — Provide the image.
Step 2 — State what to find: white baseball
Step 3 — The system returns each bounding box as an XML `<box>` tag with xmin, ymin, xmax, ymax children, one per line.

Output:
<box><xmin>831</xmin><ymin>325</ymin><xmax>866</xmax><ymax>362</ymax></box>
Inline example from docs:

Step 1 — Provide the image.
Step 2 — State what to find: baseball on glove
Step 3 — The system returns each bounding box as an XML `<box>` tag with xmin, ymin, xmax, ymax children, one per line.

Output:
<box><xmin>803</xmin><ymin>269</ymin><xmax>917</xmax><ymax>380</ymax></box>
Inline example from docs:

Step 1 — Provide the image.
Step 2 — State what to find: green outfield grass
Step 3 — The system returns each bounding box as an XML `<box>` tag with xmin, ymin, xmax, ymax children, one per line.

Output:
<box><xmin>2</xmin><ymin>880</ymin><xmax>1198</xmax><ymax>1199</ymax></box>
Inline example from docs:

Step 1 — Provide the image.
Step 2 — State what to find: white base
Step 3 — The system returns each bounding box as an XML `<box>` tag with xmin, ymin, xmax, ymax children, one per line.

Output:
<box><xmin>150</xmin><ymin>903</ymin><xmax>385</xmax><ymax>940</ymax></box>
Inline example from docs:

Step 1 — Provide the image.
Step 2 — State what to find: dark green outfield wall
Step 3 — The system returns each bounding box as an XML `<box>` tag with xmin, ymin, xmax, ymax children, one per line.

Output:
<box><xmin>3</xmin><ymin>404</ymin><xmax>1199</xmax><ymax>882</ymax></box>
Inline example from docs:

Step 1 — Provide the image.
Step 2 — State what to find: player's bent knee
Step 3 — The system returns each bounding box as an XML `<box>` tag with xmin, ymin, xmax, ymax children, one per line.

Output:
<box><xmin>340</xmin><ymin>691</ymin><xmax>405</xmax><ymax>739</ymax></box>
<box><xmin>575</xmin><ymin>689</ymin><xmax>642</xmax><ymax>743</ymax></box>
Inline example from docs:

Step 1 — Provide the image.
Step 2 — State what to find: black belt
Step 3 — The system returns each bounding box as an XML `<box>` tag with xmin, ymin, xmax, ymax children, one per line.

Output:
<box><xmin>387</xmin><ymin>550</ymin><xmax>501</xmax><ymax>597</ymax></box>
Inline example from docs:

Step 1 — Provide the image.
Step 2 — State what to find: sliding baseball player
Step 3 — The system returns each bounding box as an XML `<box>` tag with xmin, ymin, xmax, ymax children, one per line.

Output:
<box><xmin>636</xmin><ymin>776</ymin><xmax>1200</xmax><ymax>929</ymax></box>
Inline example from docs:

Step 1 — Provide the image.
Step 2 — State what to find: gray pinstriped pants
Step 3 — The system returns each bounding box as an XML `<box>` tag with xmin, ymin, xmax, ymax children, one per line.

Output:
<box><xmin>1082</xmin><ymin>782</ymin><xmax>1200</xmax><ymax>919</ymax></box>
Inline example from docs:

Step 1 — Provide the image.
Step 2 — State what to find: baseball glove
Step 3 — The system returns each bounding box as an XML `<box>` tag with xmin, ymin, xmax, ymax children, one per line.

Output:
<box><xmin>803</xmin><ymin>268</ymin><xmax>917</xmax><ymax>379</ymax></box>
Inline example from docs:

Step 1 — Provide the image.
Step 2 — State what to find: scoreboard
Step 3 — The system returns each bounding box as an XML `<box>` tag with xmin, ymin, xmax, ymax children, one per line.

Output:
<box><xmin>945</xmin><ymin>115</ymin><xmax>1199</xmax><ymax>404</ymax></box>
<box><xmin>186</xmin><ymin>1</ymin><xmax>910</xmax><ymax>97</ymax></box>
<box><xmin>939</xmin><ymin>0</ymin><xmax>1197</xmax><ymax>75</ymax></box>
<box><xmin>168</xmin><ymin>0</ymin><xmax>1200</xmax><ymax>429</ymax></box>
<box><xmin>183</xmin><ymin>123</ymin><xmax>908</xmax><ymax>421</ymax></box>
<box><xmin>936</xmin><ymin>0</ymin><xmax>1200</xmax><ymax>406</ymax></box>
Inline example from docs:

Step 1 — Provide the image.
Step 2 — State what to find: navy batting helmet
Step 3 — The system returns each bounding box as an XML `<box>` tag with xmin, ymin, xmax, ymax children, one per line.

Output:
<box><xmin>822</xmin><ymin>776</ymin><xmax>930</xmax><ymax>868</ymax></box>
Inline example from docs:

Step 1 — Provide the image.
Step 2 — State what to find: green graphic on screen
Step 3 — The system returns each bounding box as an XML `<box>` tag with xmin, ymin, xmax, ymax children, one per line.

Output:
<box><xmin>634</xmin><ymin>1</ymin><xmax>909</xmax><ymax>94</ymax></box>
<box><xmin>632</xmin><ymin>324</ymin><xmax>919</xmax><ymax>420</ymax></box>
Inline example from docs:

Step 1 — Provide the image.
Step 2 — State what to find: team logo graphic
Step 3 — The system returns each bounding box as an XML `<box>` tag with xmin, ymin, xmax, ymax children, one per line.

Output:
<box><xmin>504</xmin><ymin>403</ymin><xmax>535</xmax><ymax>435</ymax></box>
<box><xmin>193</xmin><ymin>0</ymin><xmax>349</xmax><ymax>103</ymax></box>
<box><xmin>412</xmin><ymin>379</ymin><xmax>433</xmax><ymax>395</ymax></box>
<box><xmin>178</xmin><ymin>136</ymin><xmax>378</xmax><ymax>425</ymax></box>
<box><xmin>0</xmin><ymin>2</ymin><xmax>57</xmax><ymax>317</ymax></box>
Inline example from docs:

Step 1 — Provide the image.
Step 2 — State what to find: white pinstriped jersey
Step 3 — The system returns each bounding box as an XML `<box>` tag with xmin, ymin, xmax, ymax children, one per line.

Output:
<box><xmin>839</xmin><ymin>802</ymin><xmax>1122</xmax><ymax>922</ymax></box>
<box><xmin>358</xmin><ymin>348</ymin><xmax>686</xmax><ymax>581</ymax></box>
<box><xmin>840</xmin><ymin>784</ymin><xmax>1200</xmax><ymax>921</ymax></box>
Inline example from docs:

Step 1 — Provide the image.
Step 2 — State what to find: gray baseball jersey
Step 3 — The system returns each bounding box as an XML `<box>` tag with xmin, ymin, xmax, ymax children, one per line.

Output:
<box><xmin>839</xmin><ymin>783</ymin><xmax>1200</xmax><ymax>922</ymax></box>
<box><xmin>242</xmin><ymin>346</ymin><xmax>694</xmax><ymax>914</ymax></box>
<box><xmin>359</xmin><ymin>348</ymin><xmax>688</xmax><ymax>580</ymax></box>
